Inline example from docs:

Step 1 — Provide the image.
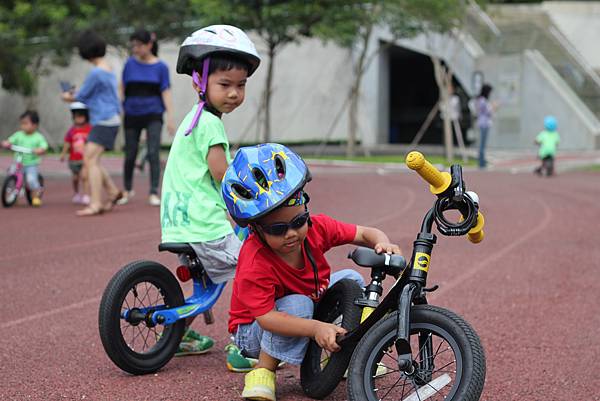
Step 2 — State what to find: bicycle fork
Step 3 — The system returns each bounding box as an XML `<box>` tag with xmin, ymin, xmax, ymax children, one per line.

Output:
<box><xmin>395</xmin><ymin>231</ymin><xmax>436</xmax><ymax>373</ymax></box>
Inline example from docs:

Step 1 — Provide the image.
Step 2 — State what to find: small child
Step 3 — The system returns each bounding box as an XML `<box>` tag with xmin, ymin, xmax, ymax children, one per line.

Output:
<box><xmin>221</xmin><ymin>143</ymin><xmax>402</xmax><ymax>401</ymax></box>
<box><xmin>160</xmin><ymin>25</ymin><xmax>261</xmax><ymax>358</ymax></box>
<box><xmin>1</xmin><ymin>110</ymin><xmax>48</xmax><ymax>207</ymax></box>
<box><xmin>60</xmin><ymin>102</ymin><xmax>92</xmax><ymax>204</ymax></box>
<box><xmin>534</xmin><ymin>115</ymin><xmax>560</xmax><ymax>177</ymax></box>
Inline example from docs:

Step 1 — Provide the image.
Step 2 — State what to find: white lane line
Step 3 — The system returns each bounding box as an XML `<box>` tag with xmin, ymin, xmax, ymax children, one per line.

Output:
<box><xmin>1</xmin><ymin>296</ymin><xmax>101</xmax><ymax>329</ymax></box>
<box><xmin>364</xmin><ymin>186</ymin><xmax>417</xmax><ymax>227</ymax></box>
<box><xmin>0</xmin><ymin>227</ymin><xmax>157</xmax><ymax>264</ymax></box>
<box><xmin>434</xmin><ymin>196</ymin><xmax>552</xmax><ymax>298</ymax></box>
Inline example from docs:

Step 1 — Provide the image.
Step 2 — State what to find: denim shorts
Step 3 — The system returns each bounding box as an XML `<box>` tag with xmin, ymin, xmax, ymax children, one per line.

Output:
<box><xmin>88</xmin><ymin>125</ymin><xmax>118</xmax><ymax>151</ymax></box>
<box><xmin>234</xmin><ymin>269</ymin><xmax>365</xmax><ymax>365</ymax></box>
<box><xmin>23</xmin><ymin>165</ymin><xmax>42</xmax><ymax>190</ymax></box>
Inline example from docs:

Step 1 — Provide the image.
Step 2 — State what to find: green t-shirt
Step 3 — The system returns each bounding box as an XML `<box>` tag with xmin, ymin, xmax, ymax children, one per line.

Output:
<box><xmin>536</xmin><ymin>130</ymin><xmax>560</xmax><ymax>158</ymax></box>
<box><xmin>160</xmin><ymin>106</ymin><xmax>233</xmax><ymax>243</ymax></box>
<box><xmin>7</xmin><ymin>130</ymin><xmax>48</xmax><ymax>166</ymax></box>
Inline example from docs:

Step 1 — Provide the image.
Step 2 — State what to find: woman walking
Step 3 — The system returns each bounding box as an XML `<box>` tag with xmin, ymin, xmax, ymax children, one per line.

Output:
<box><xmin>62</xmin><ymin>30</ymin><xmax>123</xmax><ymax>216</ymax></box>
<box><xmin>120</xmin><ymin>29</ymin><xmax>175</xmax><ymax>206</ymax></box>
<box><xmin>476</xmin><ymin>83</ymin><xmax>495</xmax><ymax>169</ymax></box>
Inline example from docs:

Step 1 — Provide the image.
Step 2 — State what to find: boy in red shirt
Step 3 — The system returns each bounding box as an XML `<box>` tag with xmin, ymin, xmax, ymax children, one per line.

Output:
<box><xmin>60</xmin><ymin>102</ymin><xmax>92</xmax><ymax>204</ymax></box>
<box><xmin>221</xmin><ymin>143</ymin><xmax>402</xmax><ymax>401</ymax></box>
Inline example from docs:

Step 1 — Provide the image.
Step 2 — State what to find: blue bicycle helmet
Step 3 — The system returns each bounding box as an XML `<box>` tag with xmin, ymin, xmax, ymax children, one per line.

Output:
<box><xmin>544</xmin><ymin>115</ymin><xmax>557</xmax><ymax>131</ymax></box>
<box><xmin>222</xmin><ymin>143</ymin><xmax>311</xmax><ymax>227</ymax></box>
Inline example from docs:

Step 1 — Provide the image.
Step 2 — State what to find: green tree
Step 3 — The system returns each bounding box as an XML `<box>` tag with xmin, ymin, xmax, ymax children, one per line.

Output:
<box><xmin>0</xmin><ymin>0</ymin><xmax>192</xmax><ymax>103</ymax></box>
<box><xmin>191</xmin><ymin>0</ymin><xmax>337</xmax><ymax>143</ymax></box>
<box><xmin>313</xmin><ymin>0</ymin><xmax>466</xmax><ymax>158</ymax></box>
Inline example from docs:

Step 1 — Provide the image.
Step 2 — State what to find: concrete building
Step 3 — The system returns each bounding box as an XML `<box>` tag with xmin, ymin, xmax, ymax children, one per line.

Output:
<box><xmin>1</xmin><ymin>1</ymin><xmax>599</xmax><ymax>152</ymax></box>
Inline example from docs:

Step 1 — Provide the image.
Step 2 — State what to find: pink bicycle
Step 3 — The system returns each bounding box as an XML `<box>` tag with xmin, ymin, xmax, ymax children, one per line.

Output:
<box><xmin>2</xmin><ymin>144</ymin><xmax>45</xmax><ymax>207</ymax></box>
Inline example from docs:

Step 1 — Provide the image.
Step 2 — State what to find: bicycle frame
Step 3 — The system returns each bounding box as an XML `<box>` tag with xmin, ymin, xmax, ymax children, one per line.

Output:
<box><xmin>122</xmin><ymin>273</ymin><xmax>225</xmax><ymax>326</ymax></box>
<box><xmin>338</xmin><ymin>207</ymin><xmax>436</xmax><ymax>347</ymax></box>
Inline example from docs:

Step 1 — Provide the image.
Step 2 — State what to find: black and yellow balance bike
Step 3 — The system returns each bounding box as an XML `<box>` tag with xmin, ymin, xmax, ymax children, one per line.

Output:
<box><xmin>300</xmin><ymin>151</ymin><xmax>486</xmax><ymax>401</ymax></box>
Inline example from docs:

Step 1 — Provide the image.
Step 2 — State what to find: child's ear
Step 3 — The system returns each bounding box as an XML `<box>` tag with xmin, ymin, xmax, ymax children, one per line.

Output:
<box><xmin>192</xmin><ymin>80</ymin><xmax>201</xmax><ymax>93</ymax></box>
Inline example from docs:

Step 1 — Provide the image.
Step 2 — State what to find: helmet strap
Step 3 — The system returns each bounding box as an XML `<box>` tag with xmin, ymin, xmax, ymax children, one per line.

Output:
<box><xmin>184</xmin><ymin>57</ymin><xmax>211</xmax><ymax>136</ymax></box>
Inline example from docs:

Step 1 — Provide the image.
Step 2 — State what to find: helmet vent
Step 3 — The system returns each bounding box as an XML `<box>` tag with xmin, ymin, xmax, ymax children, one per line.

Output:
<box><xmin>252</xmin><ymin>168</ymin><xmax>269</xmax><ymax>191</ymax></box>
<box><xmin>205</xmin><ymin>29</ymin><xmax>217</xmax><ymax>35</ymax></box>
<box><xmin>231</xmin><ymin>183</ymin><xmax>252</xmax><ymax>200</ymax></box>
<box><xmin>274</xmin><ymin>155</ymin><xmax>286</xmax><ymax>179</ymax></box>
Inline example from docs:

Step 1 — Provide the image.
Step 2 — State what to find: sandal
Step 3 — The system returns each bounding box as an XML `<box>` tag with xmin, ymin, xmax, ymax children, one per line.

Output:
<box><xmin>76</xmin><ymin>205</ymin><xmax>104</xmax><ymax>217</ymax></box>
<box><xmin>103</xmin><ymin>191</ymin><xmax>124</xmax><ymax>212</ymax></box>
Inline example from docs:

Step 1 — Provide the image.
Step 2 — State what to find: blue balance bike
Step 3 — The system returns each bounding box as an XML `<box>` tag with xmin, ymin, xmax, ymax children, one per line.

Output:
<box><xmin>98</xmin><ymin>241</ymin><xmax>235</xmax><ymax>375</ymax></box>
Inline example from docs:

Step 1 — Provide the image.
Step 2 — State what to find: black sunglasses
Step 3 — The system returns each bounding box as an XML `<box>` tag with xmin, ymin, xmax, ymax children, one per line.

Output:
<box><xmin>259</xmin><ymin>211</ymin><xmax>310</xmax><ymax>236</ymax></box>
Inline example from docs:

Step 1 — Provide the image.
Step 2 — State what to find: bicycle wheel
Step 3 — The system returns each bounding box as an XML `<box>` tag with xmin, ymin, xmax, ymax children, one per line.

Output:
<box><xmin>348</xmin><ymin>305</ymin><xmax>486</xmax><ymax>401</ymax></box>
<box><xmin>300</xmin><ymin>278</ymin><xmax>363</xmax><ymax>399</ymax></box>
<box><xmin>98</xmin><ymin>260</ymin><xmax>186</xmax><ymax>375</ymax></box>
<box><xmin>2</xmin><ymin>175</ymin><xmax>19</xmax><ymax>207</ymax></box>
<box><xmin>25</xmin><ymin>174</ymin><xmax>44</xmax><ymax>205</ymax></box>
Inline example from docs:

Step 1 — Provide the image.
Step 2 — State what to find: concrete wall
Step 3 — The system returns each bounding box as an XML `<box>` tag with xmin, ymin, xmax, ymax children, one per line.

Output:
<box><xmin>475</xmin><ymin>51</ymin><xmax>600</xmax><ymax>150</ymax></box>
<box><xmin>542</xmin><ymin>1</ymin><xmax>600</xmax><ymax>71</ymax></box>
<box><xmin>0</xmin><ymin>37</ymin><xmax>354</xmax><ymax>148</ymax></box>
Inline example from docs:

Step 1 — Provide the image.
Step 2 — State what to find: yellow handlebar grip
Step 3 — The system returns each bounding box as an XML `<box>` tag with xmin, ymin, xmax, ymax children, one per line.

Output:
<box><xmin>406</xmin><ymin>151</ymin><xmax>452</xmax><ymax>195</ymax></box>
<box><xmin>467</xmin><ymin>212</ymin><xmax>485</xmax><ymax>244</ymax></box>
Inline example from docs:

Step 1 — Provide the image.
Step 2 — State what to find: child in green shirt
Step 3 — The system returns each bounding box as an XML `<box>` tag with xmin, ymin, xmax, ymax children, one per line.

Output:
<box><xmin>1</xmin><ymin>111</ymin><xmax>48</xmax><ymax>206</ymax></box>
<box><xmin>534</xmin><ymin>115</ymin><xmax>560</xmax><ymax>177</ymax></box>
<box><xmin>160</xmin><ymin>25</ymin><xmax>260</xmax><ymax>361</ymax></box>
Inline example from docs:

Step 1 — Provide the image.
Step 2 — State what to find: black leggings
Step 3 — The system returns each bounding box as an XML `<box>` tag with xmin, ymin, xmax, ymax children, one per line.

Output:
<box><xmin>123</xmin><ymin>119</ymin><xmax>162</xmax><ymax>195</ymax></box>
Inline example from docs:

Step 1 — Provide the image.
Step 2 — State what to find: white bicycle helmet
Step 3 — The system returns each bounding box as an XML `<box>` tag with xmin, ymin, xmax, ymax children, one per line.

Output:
<box><xmin>176</xmin><ymin>25</ymin><xmax>260</xmax><ymax>77</ymax></box>
<box><xmin>69</xmin><ymin>102</ymin><xmax>88</xmax><ymax>112</ymax></box>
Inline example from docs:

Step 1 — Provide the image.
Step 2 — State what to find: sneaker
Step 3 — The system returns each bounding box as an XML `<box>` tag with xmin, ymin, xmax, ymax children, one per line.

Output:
<box><xmin>80</xmin><ymin>194</ymin><xmax>90</xmax><ymax>205</ymax></box>
<box><xmin>241</xmin><ymin>368</ymin><xmax>276</xmax><ymax>401</ymax></box>
<box><xmin>174</xmin><ymin>329</ymin><xmax>214</xmax><ymax>356</ymax></box>
<box><xmin>225</xmin><ymin>343</ymin><xmax>257</xmax><ymax>373</ymax></box>
<box><xmin>72</xmin><ymin>193</ymin><xmax>82</xmax><ymax>204</ymax></box>
<box><xmin>31</xmin><ymin>196</ymin><xmax>42</xmax><ymax>207</ymax></box>
<box><xmin>116</xmin><ymin>190</ymin><xmax>134</xmax><ymax>205</ymax></box>
<box><xmin>225</xmin><ymin>343</ymin><xmax>285</xmax><ymax>373</ymax></box>
<box><xmin>148</xmin><ymin>194</ymin><xmax>161</xmax><ymax>206</ymax></box>
<box><xmin>343</xmin><ymin>362</ymin><xmax>388</xmax><ymax>379</ymax></box>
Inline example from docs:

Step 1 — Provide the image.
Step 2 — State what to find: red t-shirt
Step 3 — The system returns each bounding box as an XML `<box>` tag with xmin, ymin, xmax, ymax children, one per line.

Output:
<box><xmin>64</xmin><ymin>124</ymin><xmax>91</xmax><ymax>161</ymax></box>
<box><xmin>228</xmin><ymin>214</ymin><xmax>357</xmax><ymax>334</ymax></box>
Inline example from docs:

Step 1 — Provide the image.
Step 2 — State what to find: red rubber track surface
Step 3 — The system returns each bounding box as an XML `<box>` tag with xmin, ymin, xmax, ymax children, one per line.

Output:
<box><xmin>1</xmin><ymin>165</ymin><xmax>599</xmax><ymax>401</ymax></box>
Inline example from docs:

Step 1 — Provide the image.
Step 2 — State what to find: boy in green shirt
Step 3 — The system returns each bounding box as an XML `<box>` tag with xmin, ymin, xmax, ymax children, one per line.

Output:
<box><xmin>1</xmin><ymin>111</ymin><xmax>48</xmax><ymax>206</ymax></box>
<box><xmin>160</xmin><ymin>25</ymin><xmax>260</xmax><ymax>362</ymax></box>
<box><xmin>534</xmin><ymin>115</ymin><xmax>560</xmax><ymax>177</ymax></box>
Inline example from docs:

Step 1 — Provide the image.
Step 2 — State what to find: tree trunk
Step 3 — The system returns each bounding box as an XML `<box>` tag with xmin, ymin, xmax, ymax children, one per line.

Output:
<box><xmin>263</xmin><ymin>43</ymin><xmax>276</xmax><ymax>143</ymax></box>
<box><xmin>431</xmin><ymin>56</ymin><xmax>454</xmax><ymax>161</ymax></box>
<box><xmin>347</xmin><ymin>25</ymin><xmax>372</xmax><ymax>158</ymax></box>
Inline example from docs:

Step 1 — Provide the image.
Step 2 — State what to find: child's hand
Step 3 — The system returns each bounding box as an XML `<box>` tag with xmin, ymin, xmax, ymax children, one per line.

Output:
<box><xmin>59</xmin><ymin>155</ymin><xmax>65</xmax><ymax>162</ymax></box>
<box><xmin>1</xmin><ymin>141</ymin><xmax>10</xmax><ymax>149</ymax></box>
<box><xmin>374</xmin><ymin>243</ymin><xmax>402</xmax><ymax>255</ymax></box>
<box><xmin>34</xmin><ymin>148</ymin><xmax>45</xmax><ymax>155</ymax></box>
<box><xmin>313</xmin><ymin>321</ymin><xmax>346</xmax><ymax>352</ymax></box>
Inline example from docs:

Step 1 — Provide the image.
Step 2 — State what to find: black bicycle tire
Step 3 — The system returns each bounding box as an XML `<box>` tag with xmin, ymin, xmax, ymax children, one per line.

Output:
<box><xmin>25</xmin><ymin>174</ymin><xmax>44</xmax><ymax>205</ymax></box>
<box><xmin>300</xmin><ymin>278</ymin><xmax>364</xmax><ymax>399</ymax></box>
<box><xmin>2</xmin><ymin>175</ymin><xmax>18</xmax><ymax>207</ymax></box>
<box><xmin>98</xmin><ymin>260</ymin><xmax>186</xmax><ymax>375</ymax></box>
<box><xmin>348</xmin><ymin>305</ymin><xmax>486</xmax><ymax>401</ymax></box>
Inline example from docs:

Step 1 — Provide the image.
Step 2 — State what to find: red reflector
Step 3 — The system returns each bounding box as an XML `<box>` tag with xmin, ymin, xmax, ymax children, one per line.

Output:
<box><xmin>176</xmin><ymin>265</ymin><xmax>192</xmax><ymax>282</ymax></box>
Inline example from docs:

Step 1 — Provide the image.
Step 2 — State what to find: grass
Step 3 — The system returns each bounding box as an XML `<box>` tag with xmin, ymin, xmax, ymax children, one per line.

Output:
<box><xmin>305</xmin><ymin>154</ymin><xmax>477</xmax><ymax>167</ymax></box>
<box><xmin>575</xmin><ymin>164</ymin><xmax>600</xmax><ymax>172</ymax></box>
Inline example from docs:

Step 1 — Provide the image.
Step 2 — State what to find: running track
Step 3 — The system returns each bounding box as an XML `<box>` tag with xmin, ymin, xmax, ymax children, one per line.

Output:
<box><xmin>1</xmin><ymin>164</ymin><xmax>599</xmax><ymax>401</ymax></box>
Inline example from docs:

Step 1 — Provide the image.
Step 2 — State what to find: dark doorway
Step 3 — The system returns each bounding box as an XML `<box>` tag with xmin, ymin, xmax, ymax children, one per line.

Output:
<box><xmin>388</xmin><ymin>45</ymin><xmax>471</xmax><ymax>145</ymax></box>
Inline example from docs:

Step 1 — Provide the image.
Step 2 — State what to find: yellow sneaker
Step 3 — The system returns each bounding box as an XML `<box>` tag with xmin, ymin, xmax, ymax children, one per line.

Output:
<box><xmin>31</xmin><ymin>196</ymin><xmax>42</xmax><ymax>207</ymax></box>
<box><xmin>241</xmin><ymin>368</ymin><xmax>276</xmax><ymax>401</ymax></box>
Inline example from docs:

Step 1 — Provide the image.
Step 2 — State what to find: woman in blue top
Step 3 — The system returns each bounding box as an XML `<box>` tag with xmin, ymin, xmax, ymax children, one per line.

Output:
<box><xmin>61</xmin><ymin>30</ymin><xmax>124</xmax><ymax>216</ymax></box>
<box><xmin>120</xmin><ymin>29</ymin><xmax>175</xmax><ymax>207</ymax></box>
